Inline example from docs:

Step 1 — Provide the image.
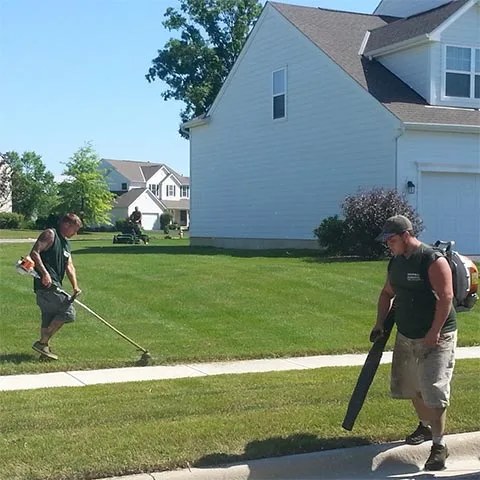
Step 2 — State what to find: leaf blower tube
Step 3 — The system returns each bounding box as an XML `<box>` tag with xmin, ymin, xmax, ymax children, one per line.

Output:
<box><xmin>16</xmin><ymin>256</ymin><xmax>152</xmax><ymax>365</ymax></box>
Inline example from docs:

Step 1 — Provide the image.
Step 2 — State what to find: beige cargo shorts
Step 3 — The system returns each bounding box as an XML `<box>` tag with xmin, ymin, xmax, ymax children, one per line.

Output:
<box><xmin>391</xmin><ymin>330</ymin><xmax>457</xmax><ymax>408</ymax></box>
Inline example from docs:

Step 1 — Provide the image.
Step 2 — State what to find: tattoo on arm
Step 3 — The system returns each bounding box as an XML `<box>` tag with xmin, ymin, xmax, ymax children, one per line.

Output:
<box><xmin>31</xmin><ymin>230</ymin><xmax>54</xmax><ymax>254</ymax></box>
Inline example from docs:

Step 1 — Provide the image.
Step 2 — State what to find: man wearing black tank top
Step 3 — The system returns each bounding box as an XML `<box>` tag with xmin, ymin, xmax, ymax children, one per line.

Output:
<box><xmin>371</xmin><ymin>215</ymin><xmax>457</xmax><ymax>471</ymax></box>
<box><xmin>30</xmin><ymin>213</ymin><xmax>82</xmax><ymax>360</ymax></box>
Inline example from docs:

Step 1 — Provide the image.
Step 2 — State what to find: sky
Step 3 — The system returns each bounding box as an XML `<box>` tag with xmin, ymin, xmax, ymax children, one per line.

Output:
<box><xmin>1</xmin><ymin>0</ymin><xmax>380</xmax><ymax>178</ymax></box>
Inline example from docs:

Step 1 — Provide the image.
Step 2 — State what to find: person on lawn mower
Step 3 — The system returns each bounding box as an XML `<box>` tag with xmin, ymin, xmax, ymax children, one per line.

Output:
<box><xmin>30</xmin><ymin>213</ymin><xmax>82</xmax><ymax>360</ymax></box>
<box><xmin>129</xmin><ymin>206</ymin><xmax>142</xmax><ymax>227</ymax></box>
<box><xmin>372</xmin><ymin>215</ymin><xmax>457</xmax><ymax>472</ymax></box>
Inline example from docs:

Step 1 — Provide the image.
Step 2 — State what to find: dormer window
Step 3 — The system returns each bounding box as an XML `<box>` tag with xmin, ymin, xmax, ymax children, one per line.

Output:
<box><xmin>445</xmin><ymin>46</ymin><xmax>480</xmax><ymax>99</ymax></box>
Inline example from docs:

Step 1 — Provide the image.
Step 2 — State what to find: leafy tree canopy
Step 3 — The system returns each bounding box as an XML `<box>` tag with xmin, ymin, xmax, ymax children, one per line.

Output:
<box><xmin>6</xmin><ymin>151</ymin><xmax>58</xmax><ymax>219</ymax></box>
<box><xmin>58</xmin><ymin>143</ymin><xmax>115</xmax><ymax>226</ymax></box>
<box><xmin>146</xmin><ymin>0</ymin><xmax>262</xmax><ymax>136</ymax></box>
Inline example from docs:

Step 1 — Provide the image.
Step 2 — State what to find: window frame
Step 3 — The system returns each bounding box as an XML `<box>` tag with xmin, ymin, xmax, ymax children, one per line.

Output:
<box><xmin>166</xmin><ymin>185</ymin><xmax>176</xmax><ymax>197</ymax></box>
<box><xmin>443</xmin><ymin>44</ymin><xmax>480</xmax><ymax>100</ymax></box>
<box><xmin>180</xmin><ymin>185</ymin><xmax>190</xmax><ymax>198</ymax></box>
<box><xmin>272</xmin><ymin>67</ymin><xmax>287</xmax><ymax>120</ymax></box>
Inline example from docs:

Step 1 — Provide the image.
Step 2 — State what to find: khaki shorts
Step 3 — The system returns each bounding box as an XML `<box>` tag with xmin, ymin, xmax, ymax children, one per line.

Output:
<box><xmin>391</xmin><ymin>330</ymin><xmax>457</xmax><ymax>408</ymax></box>
<box><xmin>36</xmin><ymin>289</ymin><xmax>76</xmax><ymax>329</ymax></box>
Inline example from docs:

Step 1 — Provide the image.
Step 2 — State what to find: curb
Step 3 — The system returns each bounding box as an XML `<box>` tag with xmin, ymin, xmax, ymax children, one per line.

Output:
<box><xmin>97</xmin><ymin>432</ymin><xmax>480</xmax><ymax>480</ymax></box>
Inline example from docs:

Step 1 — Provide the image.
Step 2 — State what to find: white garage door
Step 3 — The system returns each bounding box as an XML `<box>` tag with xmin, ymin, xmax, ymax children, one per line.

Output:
<box><xmin>420</xmin><ymin>172</ymin><xmax>480</xmax><ymax>255</ymax></box>
<box><xmin>142</xmin><ymin>213</ymin><xmax>160</xmax><ymax>231</ymax></box>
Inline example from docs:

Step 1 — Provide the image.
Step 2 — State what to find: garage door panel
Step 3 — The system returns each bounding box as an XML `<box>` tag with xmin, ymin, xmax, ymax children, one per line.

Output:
<box><xmin>420</xmin><ymin>172</ymin><xmax>480</xmax><ymax>254</ymax></box>
<box><xmin>141</xmin><ymin>213</ymin><xmax>160</xmax><ymax>230</ymax></box>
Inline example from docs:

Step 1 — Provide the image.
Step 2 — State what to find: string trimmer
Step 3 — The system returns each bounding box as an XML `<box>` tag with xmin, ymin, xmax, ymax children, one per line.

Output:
<box><xmin>16</xmin><ymin>256</ymin><xmax>152</xmax><ymax>365</ymax></box>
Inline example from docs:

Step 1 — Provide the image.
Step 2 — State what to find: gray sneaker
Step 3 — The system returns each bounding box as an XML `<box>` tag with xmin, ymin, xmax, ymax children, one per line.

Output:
<box><xmin>425</xmin><ymin>444</ymin><xmax>448</xmax><ymax>471</ymax></box>
<box><xmin>406</xmin><ymin>422</ymin><xmax>432</xmax><ymax>445</ymax></box>
<box><xmin>32</xmin><ymin>341</ymin><xmax>58</xmax><ymax>360</ymax></box>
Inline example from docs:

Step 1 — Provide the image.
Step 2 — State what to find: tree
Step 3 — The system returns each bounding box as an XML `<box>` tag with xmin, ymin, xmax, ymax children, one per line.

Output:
<box><xmin>0</xmin><ymin>153</ymin><xmax>12</xmax><ymax>211</ymax></box>
<box><xmin>7</xmin><ymin>151</ymin><xmax>59</xmax><ymax>219</ymax></box>
<box><xmin>58</xmin><ymin>143</ymin><xmax>115</xmax><ymax>226</ymax></box>
<box><xmin>146</xmin><ymin>0</ymin><xmax>262</xmax><ymax>136</ymax></box>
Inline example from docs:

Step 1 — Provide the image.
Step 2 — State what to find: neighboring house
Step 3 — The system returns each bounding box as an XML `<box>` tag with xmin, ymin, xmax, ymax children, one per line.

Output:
<box><xmin>0</xmin><ymin>159</ymin><xmax>12</xmax><ymax>213</ymax></box>
<box><xmin>100</xmin><ymin>158</ymin><xmax>190</xmax><ymax>230</ymax></box>
<box><xmin>183</xmin><ymin>0</ymin><xmax>480</xmax><ymax>254</ymax></box>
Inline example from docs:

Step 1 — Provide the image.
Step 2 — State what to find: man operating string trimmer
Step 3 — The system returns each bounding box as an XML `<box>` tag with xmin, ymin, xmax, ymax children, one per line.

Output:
<box><xmin>30</xmin><ymin>213</ymin><xmax>82</xmax><ymax>360</ymax></box>
<box><xmin>18</xmin><ymin>212</ymin><xmax>152</xmax><ymax>364</ymax></box>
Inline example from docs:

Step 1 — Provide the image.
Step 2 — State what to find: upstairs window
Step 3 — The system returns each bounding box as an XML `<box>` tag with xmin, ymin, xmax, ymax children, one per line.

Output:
<box><xmin>166</xmin><ymin>185</ymin><xmax>176</xmax><ymax>197</ymax></box>
<box><xmin>445</xmin><ymin>46</ymin><xmax>480</xmax><ymax>99</ymax></box>
<box><xmin>149</xmin><ymin>184</ymin><xmax>159</xmax><ymax>197</ymax></box>
<box><xmin>121</xmin><ymin>183</ymin><xmax>127</xmax><ymax>190</ymax></box>
<box><xmin>273</xmin><ymin>68</ymin><xmax>286</xmax><ymax>119</ymax></box>
<box><xmin>180</xmin><ymin>185</ymin><xmax>190</xmax><ymax>198</ymax></box>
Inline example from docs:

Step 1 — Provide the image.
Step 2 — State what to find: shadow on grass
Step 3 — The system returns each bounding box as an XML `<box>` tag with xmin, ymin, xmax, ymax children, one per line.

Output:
<box><xmin>0</xmin><ymin>353</ymin><xmax>37</xmax><ymax>364</ymax></box>
<box><xmin>72</xmin><ymin>244</ymin><xmax>369</xmax><ymax>262</ymax></box>
<box><xmin>193</xmin><ymin>433</ymin><xmax>374</xmax><ymax>468</ymax></box>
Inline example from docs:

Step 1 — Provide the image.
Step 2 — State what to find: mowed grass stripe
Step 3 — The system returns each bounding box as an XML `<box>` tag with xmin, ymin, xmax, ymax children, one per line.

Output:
<box><xmin>1</xmin><ymin>240</ymin><xmax>479</xmax><ymax>375</ymax></box>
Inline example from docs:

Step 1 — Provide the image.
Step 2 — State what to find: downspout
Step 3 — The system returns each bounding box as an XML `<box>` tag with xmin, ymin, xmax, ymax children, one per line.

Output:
<box><xmin>394</xmin><ymin>123</ymin><xmax>406</xmax><ymax>194</ymax></box>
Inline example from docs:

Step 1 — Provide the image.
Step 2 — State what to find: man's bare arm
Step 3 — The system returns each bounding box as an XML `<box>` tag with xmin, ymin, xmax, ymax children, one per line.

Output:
<box><xmin>425</xmin><ymin>256</ymin><xmax>454</xmax><ymax>345</ymax></box>
<box><xmin>29</xmin><ymin>229</ymin><xmax>55</xmax><ymax>286</ymax></box>
<box><xmin>65</xmin><ymin>256</ymin><xmax>80</xmax><ymax>293</ymax></box>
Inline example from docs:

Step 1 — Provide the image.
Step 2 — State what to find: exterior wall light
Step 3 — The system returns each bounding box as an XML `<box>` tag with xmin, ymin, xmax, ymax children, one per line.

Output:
<box><xmin>407</xmin><ymin>181</ymin><xmax>416</xmax><ymax>194</ymax></box>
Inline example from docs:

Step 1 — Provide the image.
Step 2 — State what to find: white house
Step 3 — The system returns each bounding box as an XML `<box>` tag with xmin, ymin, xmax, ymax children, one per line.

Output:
<box><xmin>100</xmin><ymin>159</ymin><xmax>190</xmax><ymax>230</ymax></box>
<box><xmin>0</xmin><ymin>157</ymin><xmax>12</xmax><ymax>213</ymax></box>
<box><xmin>183</xmin><ymin>0</ymin><xmax>480</xmax><ymax>254</ymax></box>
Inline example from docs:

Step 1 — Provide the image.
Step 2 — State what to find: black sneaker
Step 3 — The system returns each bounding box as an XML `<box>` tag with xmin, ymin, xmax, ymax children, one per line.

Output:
<box><xmin>425</xmin><ymin>444</ymin><xmax>449</xmax><ymax>471</ymax></box>
<box><xmin>32</xmin><ymin>341</ymin><xmax>58</xmax><ymax>360</ymax></box>
<box><xmin>405</xmin><ymin>422</ymin><xmax>432</xmax><ymax>445</ymax></box>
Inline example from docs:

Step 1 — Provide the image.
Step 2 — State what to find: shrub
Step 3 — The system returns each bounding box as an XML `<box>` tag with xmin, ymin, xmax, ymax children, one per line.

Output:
<box><xmin>115</xmin><ymin>219</ymin><xmax>128</xmax><ymax>232</ymax></box>
<box><xmin>0</xmin><ymin>212</ymin><xmax>23</xmax><ymax>229</ymax></box>
<box><xmin>84</xmin><ymin>225</ymin><xmax>116</xmax><ymax>232</ymax></box>
<box><xmin>160</xmin><ymin>213</ymin><xmax>173</xmax><ymax>234</ymax></box>
<box><xmin>313</xmin><ymin>215</ymin><xmax>347</xmax><ymax>256</ymax></box>
<box><xmin>21</xmin><ymin>219</ymin><xmax>37</xmax><ymax>230</ymax></box>
<box><xmin>314</xmin><ymin>188</ymin><xmax>424</xmax><ymax>259</ymax></box>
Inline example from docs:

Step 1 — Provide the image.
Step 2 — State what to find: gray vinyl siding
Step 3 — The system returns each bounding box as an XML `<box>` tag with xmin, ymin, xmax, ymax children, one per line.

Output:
<box><xmin>397</xmin><ymin>129</ymin><xmax>480</xmax><ymax>198</ymax></box>
<box><xmin>189</xmin><ymin>5</ymin><xmax>400</xmax><ymax>241</ymax></box>
<box><xmin>378</xmin><ymin>44</ymin><xmax>431</xmax><ymax>103</ymax></box>
<box><xmin>440</xmin><ymin>3</ymin><xmax>480</xmax><ymax>45</ymax></box>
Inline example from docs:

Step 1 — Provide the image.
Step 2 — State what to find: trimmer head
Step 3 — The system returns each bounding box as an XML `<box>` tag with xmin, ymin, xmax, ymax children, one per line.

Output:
<box><xmin>136</xmin><ymin>351</ymin><xmax>153</xmax><ymax>366</ymax></box>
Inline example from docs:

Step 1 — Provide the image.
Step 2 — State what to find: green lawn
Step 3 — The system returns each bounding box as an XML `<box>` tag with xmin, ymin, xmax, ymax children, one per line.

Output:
<box><xmin>0</xmin><ymin>237</ymin><xmax>479</xmax><ymax>480</ymax></box>
<box><xmin>0</xmin><ymin>360</ymin><xmax>478</xmax><ymax>480</ymax></box>
<box><xmin>1</xmin><ymin>239</ymin><xmax>479</xmax><ymax>375</ymax></box>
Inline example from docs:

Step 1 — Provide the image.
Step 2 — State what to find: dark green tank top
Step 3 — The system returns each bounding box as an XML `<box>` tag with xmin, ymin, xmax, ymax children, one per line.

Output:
<box><xmin>34</xmin><ymin>229</ymin><xmax>71</xmax><ymax>291</ymax></box>
<box><xmin>388</xmin><ymin>243</ymin><xmax>456</xmax><ymax>339</ymax></box>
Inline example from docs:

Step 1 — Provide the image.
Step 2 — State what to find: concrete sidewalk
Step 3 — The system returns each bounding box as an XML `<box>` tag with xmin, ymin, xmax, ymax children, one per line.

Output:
<box><xmin>97</xmin><ymin>432</ymin><xmax>480</xmax><ymax>480</ymax></box>
<box><xmin>1</xmin><ymin>346</ymin><xmax>480</xmax><ymax>392</ymax></box>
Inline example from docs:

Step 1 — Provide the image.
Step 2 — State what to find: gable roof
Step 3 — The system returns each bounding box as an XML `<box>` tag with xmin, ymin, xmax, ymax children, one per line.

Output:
<box><xmin>364</xmin><ymin>0</ymin><xmax>470</xmax><ymax>54</ymax></box>
<box><xmin>270</xmin><ymin>2</ymin><xmax>480</xmax><ymax>127</ymax></box>
<box><xmin>103</xmin><ymin>159</ymin><xmax>189</xmax><ymax>184</ymax></box>
<box><xmin>113</xmin><ymin>188</ymin><xmax>146</xmax><ymax>207</ymax></box>
<box><xmin>113</xmin><ymin>188</ymin><xmax>165</xmax><ymax>209</ymax></box>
